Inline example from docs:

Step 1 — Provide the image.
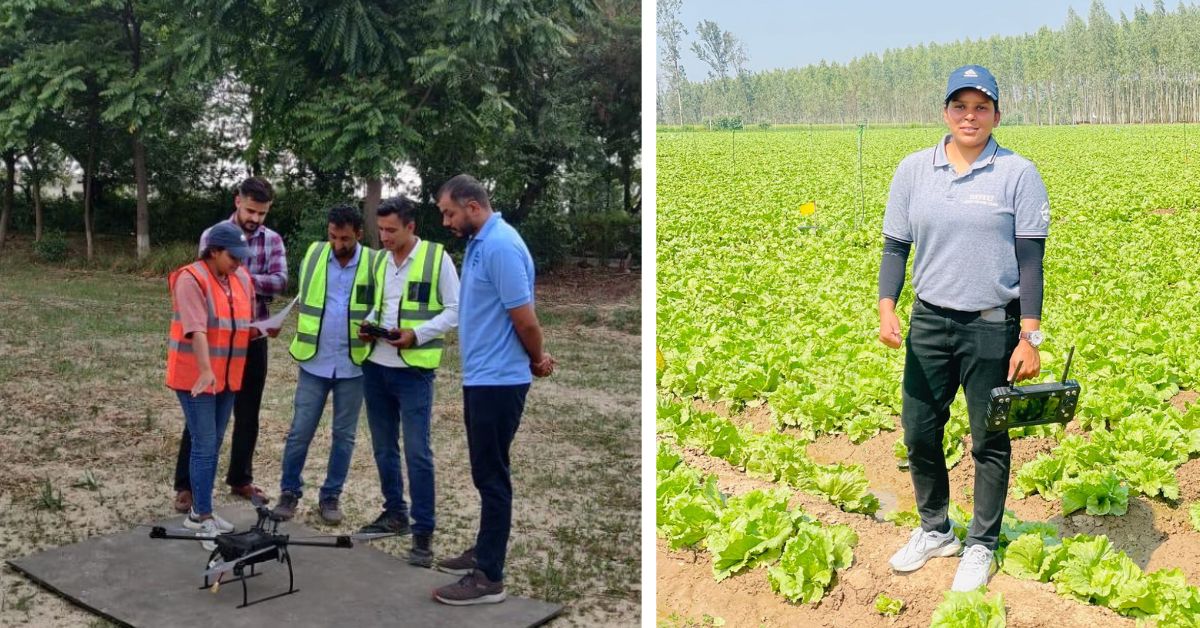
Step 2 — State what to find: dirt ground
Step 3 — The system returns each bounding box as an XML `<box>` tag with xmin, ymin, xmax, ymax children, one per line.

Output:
<box><xmin>657</xmin><ymin>397</ymin><xmax>1200</xmax><ymax>627</ymax></box>
<box><xmin>0</xmin><ymin>248</ymin><xmax>641</xmax><ymax>627</ymax></box>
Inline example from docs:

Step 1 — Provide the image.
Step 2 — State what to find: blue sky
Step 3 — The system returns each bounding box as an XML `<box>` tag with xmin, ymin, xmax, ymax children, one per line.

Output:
<box><xmin>662</xmin><ymin>0</ymin><xmax>1153</xmax><ymax>81</ymax></box>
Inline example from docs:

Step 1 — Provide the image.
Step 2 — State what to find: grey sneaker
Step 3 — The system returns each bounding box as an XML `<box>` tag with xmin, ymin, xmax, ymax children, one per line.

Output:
<box><xmin>409</xmin><ymin>533</ymin><xmax>433</xmax><ymax>567</ymax></box>
<box><xmin>318</xmin><ymin>497</ymin><xmax>343</xmax><ymax>524</ymax></box>
<box><xmin>357</xmin><ymin>511</ymin><xmax>410</xmax><ymax>536</ymax></box>
<box><xmin>888</xmin><ymin>523</ymin><xmax>961</xmax><ymax>572</ymax></box>
<box><xmin>435</xmin><ymin>546</ymin><xmax>476</xmax><ymax>575</ymax></box>
<box><xmin>273</xmin><ymin>491</ymin><xmax>300</xmax><ymax>521</ymax></box>
<box><xmin>433</xmin><ymin>569</ymin><xmax>506</xmax><ymax>606</ymax></box>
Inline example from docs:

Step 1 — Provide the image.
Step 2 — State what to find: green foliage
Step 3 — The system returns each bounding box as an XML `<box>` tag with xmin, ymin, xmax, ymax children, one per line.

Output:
<box><xmin>33</xmin><ymin>230</ymin><xmax>68</xmax><ymax>263</ymax></box>
<box><xmin>873</xmin><ymin>594</ymin><xmax>904</xmax><ymax>616</ymax></box>
<box><xmin>929</xmin><ymin>590</ymin><xmax>1006</xmax><ymax>628</ymax></box>
<box><xmin>571</xmin><ymin>210</ymin><xmax>639</xmax><ymax>260</ymax></box>
<box><xmin>766</xmin><ymin>520</ymin><xmax>857</xmax><ymax>603</ymax></box>
<box><xmin>656</xmin><ymin>457</ymin><xmax>725</xmax><ymax>551</ymax></box>
<box><xmin>707</xmin><ymin>489</ymin><xmax>802</xmax><ymax>580</ymax></box>
<box><xmin>515</xmin><ymin>202</ymin><xmax>576</xmax><ymax>272</ymax></box>
<box><xmin>1060</xmin><ymin>470</ymin><xmax>1129</xmax><ymax>517</ymax></box>
<box><xmin>1190</xmin><ymin>503</ymin><xmax>1200</xmax><ymax>533</ymax></box>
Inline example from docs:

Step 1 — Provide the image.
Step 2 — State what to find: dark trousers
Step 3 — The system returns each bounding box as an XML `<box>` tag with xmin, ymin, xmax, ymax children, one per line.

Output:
<box><xmin>902</xmin><ymin>298</ymin><xmax>1019</xmax><ymax>550</ymax></box>
<box><xmin>463</xmin><ymin>384</ymin><xmax>529</xmax><ymax>583</ymax></box>
<box><xmin>175</xmin><ymin>338</ymin><xmax>268</xmax><ymax>491</ymax></box>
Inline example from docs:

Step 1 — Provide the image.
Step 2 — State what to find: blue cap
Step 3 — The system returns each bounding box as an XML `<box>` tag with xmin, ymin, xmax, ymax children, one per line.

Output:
<box><xmin>945</xmin><ymin>65</ymin><xmax>999</xmax><ymax>105</ymax></box>
<box><xmin>206</xmin><ymin>221</ymin><xmax>252</xmax><ymax>262</ymax></box>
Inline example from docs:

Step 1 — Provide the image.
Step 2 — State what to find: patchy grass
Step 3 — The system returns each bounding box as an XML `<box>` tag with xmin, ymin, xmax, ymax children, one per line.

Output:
<box><xmin>0</xmin><ymin>248</ymin><xmax>640</xmax><ymax>626</ymax></box>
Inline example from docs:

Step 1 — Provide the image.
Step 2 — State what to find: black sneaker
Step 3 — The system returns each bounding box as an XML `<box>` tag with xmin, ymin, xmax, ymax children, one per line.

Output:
<box><xmin>409</xmin><ymin>533</ymin><xmax>433</xmax><ymax>567</ymax></box>
<box><xmin>435</xmin><ymin>546</ymin><xmax>476</xmax><ymax>575</ymax></box>
<box><xmin>273</xmin><ymin>491</ymin><xmax>300</xmax><ymax>521</ymax></box>
<box><xmin>433</xmin><ymin>569</ymin><xmax>506</xmax><ymax>606</ymax></box>
<box><xmin>357</xmin><ymin>511</ymin><xmax>410</xmax><ymax>536</ymax></box>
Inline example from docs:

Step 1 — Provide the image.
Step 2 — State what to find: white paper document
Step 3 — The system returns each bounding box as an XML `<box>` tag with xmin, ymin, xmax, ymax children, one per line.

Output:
<box><xmin>250</xmin><ymin>296</ymin><xmax>298</xmax><ymax>337</ymax></box>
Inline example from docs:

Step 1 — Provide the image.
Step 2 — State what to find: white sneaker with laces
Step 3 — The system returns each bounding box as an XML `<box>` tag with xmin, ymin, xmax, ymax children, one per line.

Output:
<box><xmin>951</xmin><ymin>544</ymin><xmax>997</xmax><ymax>592</ymax></box>
<box><xmin>187</xmin><ymin>508</ymin><xmax>234</xmax><ymax>534</ymax></box>
<box><xmin>183</xmin><ymin>515</ymin><xmax>221</xmax><ymax>551</ymax></box>
<box><xmin>888</xmin><ymin>523</ymin><xmax>961</xmax><ymax>572</ymax></box>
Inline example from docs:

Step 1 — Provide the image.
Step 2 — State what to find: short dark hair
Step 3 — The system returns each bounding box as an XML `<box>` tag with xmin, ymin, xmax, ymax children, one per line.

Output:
<box><xmin>376</xmin><ymin>196</ymin><xmax>417</xmax><ymax>225</ymax></box>
<box><xmin>236</xmin><ymin>176</ymin><xmax>274</xmax><ymax>203</ymax></box>
<box><xmin>437</xmin><ymin>174</ymin><xmax>491</xmax><ymax>209</ymax></box>
<box><xmin>327</xmin><ymin>204</ymin><xmax>362</xmax><ymax>230</ymax></box>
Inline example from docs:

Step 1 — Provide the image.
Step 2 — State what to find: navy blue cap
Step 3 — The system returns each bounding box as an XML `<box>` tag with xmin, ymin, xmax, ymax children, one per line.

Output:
<box><xmin>945</xmin><ymin>65</ymin><xmax>999</xmax><ymax>105</ymax></box>
<box><xmin>207</xmin><ymin>221</ymin><xmax>252</xmax><ymax>262</ymax></box>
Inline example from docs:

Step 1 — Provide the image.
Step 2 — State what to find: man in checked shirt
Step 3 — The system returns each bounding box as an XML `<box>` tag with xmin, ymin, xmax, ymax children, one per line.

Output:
<box><xmin>173</xmin><ymin>176</ymin><xmax>287</xmax><ymax>512</ymax></box>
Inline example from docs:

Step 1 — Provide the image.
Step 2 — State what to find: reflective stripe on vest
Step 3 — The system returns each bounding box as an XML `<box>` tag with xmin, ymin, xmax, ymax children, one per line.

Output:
<box><xmin>289</xmin><ymin>242</ymin><xmax>382</xmax><ymax>365</ymax></box>
<box><xmin>371</xmin><ymin>241</ymin><xmax>446</xmax><ymax>369</ymax></box>
<box><xmin>165</xmin><ymin>261</ymin><xmax>253</xmax><ymax>393</ymax></box>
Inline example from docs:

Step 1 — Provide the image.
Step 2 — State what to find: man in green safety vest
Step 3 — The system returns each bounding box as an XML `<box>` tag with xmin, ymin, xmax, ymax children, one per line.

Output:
<box><xmin>271</xmin><ymin>205</ymin><xmax>385</xmax><ymax>524</ymax></box>
<box><xmin>356</xmin><ymin>195</ymin><xmax>460</xmax><ymax>568</ymax></box>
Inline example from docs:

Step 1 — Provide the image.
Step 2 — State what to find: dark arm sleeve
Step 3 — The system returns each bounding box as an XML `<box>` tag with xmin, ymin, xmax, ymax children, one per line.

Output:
<box><xmin>878</xmin><ymin>236</ymin><xmax>911</xmax><ymax>302</ymax></box>
<box><xmin>1015</xmin><ymin>237</ymin><xmax>1045</xmax><ymax>320</ymax></box>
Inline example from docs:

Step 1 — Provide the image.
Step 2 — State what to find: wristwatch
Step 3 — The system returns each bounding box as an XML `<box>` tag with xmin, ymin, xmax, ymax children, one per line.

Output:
<box><xmin>1019</xmin><ymin>330</ymin><xmax>1044</xmax><ymax>348</ymax></box>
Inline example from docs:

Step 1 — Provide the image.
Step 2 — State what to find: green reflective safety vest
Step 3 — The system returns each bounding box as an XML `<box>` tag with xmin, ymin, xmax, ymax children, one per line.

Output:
<box><xmin>372</xmin><ymin>240</ymin><xmax>446</xmax><ymax>369</ymax></box>
<box><xmin>289</xmin><ymin>242</ymin><xmax>386</xmax><ymax>365</ymax></box>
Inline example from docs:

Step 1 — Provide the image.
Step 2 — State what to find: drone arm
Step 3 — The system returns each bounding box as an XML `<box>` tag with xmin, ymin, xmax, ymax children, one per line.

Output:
<box><xmin>287</xmin><ymin>536</ymin><xmax>353</xmax><ymax>549</ymax></box>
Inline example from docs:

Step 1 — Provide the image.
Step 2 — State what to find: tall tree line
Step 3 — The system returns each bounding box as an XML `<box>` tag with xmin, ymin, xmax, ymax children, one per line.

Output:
<box><xmin>658</xmin><ymin>0</ymin><xmax>1200</xmax><ymax>126</ymax></box>
<box><xmin>0</xmin><ymin>0</ymin><xmax>640</xmax><ymax>259</ymax></box>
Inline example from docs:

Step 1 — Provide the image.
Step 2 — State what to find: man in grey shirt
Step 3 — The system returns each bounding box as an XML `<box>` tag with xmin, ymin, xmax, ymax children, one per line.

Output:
<box><xmin>878</xmin><ymin>65</ymin><xmax>1049</xmax><ymax>593</ymax></box>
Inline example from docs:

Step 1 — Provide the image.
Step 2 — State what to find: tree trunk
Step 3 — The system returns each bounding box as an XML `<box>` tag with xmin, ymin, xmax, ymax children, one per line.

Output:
<box><xmin>363</xmin><ymin>178</ymin><xmax>381</xmax><ymax>248</ymax></box>
<box><xmin>621</xmin><ymin>152</ymin><xmax>634</xmax><ymax>214</ymax></box>
<box><xmin>133</xmin><ymin>132</ymin><xmax>149</xmax><ymax>259</ymax></box>
<box><xmin>29</xmin><ymin>150</ymin><xmax>42</xmax><ymax>242</ymax></box>
<box><xmin>0</xmin><ymin>151</ymin><xmax>14</xmax><ymax>252</ymax></box>
<box><xmin>84</xmin><ymin>145</ymin><xmax>95</xmax><ymax>261</ymax></box>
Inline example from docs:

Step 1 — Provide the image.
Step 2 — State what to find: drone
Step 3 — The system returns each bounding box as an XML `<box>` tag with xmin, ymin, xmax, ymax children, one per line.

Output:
<box><xmin>149</xmin><ymin>504</ymin><xmax>394</xmax><ymax>608</ymax></box>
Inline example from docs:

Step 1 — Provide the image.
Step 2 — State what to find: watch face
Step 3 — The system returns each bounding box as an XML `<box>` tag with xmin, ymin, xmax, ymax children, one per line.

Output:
<box><xmin>1027</xmin><ymin>331</ymin><xmax>1044</xmax><ymax>346</ymax></box>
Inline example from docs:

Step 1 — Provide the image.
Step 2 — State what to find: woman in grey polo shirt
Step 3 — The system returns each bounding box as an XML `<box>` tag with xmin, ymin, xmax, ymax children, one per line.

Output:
<box><xmin>877</xmin><ymin>65</ymin><xmax>1050</xmax><ymax>592</ymax></box>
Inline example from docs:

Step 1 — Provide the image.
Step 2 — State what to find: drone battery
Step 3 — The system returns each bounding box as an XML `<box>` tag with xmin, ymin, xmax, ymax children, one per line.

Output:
<box><xmin>216</xmin><ymin>529</ymin><xmax>280</xmax><ymax>564</ymax></box>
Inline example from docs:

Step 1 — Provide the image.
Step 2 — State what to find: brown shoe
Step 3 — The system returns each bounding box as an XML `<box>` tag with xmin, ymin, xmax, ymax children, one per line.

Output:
<box><xmin>432</xmin><ymin>569</ymin><xmax>506</xmax><ymax>606</ymax></box>
<box><xmin>173</xmin><ymin>490</ymin><xmax>192</xmax><ymax>514</ymax></box>
<box><xmin>435</xmin><ymin>546</ymin><xmax>476</xmax><ymax>575</ymax></box>
<box><xmin>229</xmin><ymin>483</ymin><xmax>270</xmax><ymax>505</ymax></box>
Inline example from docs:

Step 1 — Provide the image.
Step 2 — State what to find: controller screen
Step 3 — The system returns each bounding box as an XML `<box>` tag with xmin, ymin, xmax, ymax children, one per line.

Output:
<box><xmin>1009</xmin><ymin>394</ymin><xmax>1062</xmax><ymax>424</ymax></box>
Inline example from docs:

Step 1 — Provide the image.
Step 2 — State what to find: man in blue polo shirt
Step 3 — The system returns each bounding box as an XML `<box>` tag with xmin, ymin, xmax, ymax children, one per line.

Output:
<box><xmin>430</xmin><ymin>174</ymin><xmax>555</xmax><ymax>606</ymax></box>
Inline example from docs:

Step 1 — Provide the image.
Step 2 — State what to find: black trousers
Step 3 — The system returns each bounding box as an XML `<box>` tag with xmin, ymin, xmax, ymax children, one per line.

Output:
<box><xmin>463</xmin><ymin>384</ymin><xmax>529</xmax><ymax>583</ymax></box>
<box><xmin>175</xmin><ymin>339</ymin><xmax>269</xmax><ymax>491</ymax></box>
<box><xmin>901</xmin><ymin>298</ymin><xmax>1019</xmax><ymax>550</ymax></box>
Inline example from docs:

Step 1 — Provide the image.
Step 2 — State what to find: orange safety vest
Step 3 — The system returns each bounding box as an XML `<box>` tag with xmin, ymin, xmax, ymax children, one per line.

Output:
<box><xmin>166</xmin><ymin>260</ymin><xmax>254</xmax><ymax>393</ymax></box>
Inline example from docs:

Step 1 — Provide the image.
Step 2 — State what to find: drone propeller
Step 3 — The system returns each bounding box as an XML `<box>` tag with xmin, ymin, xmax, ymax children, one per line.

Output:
<box><xmin>297</xmin><ymin>531</ymin><xmax>396</xmax><ymax>542</ymax></box>
<box><xmin>147</xmin><ymin>525</ymin><xmax>226</xmax><ymax>541</ymax></box>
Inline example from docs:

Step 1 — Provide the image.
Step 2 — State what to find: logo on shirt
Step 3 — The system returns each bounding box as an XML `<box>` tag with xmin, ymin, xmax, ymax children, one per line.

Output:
<box><xmin>964</xmin><ymin>193</ymin><xmax>999</xmax><ymax>207</ymax></box>
<box><xmin>1039</xmin><ymin>201</ymin><xmax>1051</xmax><ymax>225</ymax></box>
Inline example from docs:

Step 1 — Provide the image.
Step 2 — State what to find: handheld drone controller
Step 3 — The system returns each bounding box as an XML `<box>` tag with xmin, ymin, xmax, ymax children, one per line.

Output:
<box><xmin>985</xmin><ymin>346</ymin><xmax>1081</xmax><ymax>432</ymax></box>
<box><xmin>358</xmin><ymin>321</ymin><xmax>400</xmax><ymax>341</ymax></box>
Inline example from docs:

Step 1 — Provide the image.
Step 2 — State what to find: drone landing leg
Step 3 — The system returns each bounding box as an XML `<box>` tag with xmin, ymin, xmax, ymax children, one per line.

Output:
<box><xmin>236</xmin><ymin>550</ymin><xmax>298</xmax><ymax>609</ymax></box>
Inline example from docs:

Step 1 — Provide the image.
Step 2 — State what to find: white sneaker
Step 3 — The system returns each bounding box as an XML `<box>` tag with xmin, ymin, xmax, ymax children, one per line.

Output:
<box><xmin>951</xmin><ymin>544</ymin><xmax>997</xmax><ymax>592</ymax></box>
<box><xmin>888</xmin><ymin>524</ymin><xmax>961</xmax><ymax>572</ymax></box>
<box><xmin>183</xmin><ymin>515</ymin><xmax>221</xmax><ymax>551</ymax></box>
<box><xmin>187</xmin><ymin>508</ymin><xmax>234</xmax><ymax>534</ymax></box>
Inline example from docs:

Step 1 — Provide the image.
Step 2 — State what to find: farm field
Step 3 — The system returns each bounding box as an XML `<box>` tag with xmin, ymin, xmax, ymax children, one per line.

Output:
<box><xmin>0</xmin><ymin>240</ymin><xmax>641</xmax><ymax>627</ymax></box>
<box><xmin>656</xmin><ymin>124</ymin><xmax>1200</xmax><ymax>627</ymax></box>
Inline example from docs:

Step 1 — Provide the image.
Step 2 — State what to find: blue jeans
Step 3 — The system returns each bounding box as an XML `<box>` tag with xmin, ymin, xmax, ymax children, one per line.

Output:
<box><xmin>464</xmin><ymin>384</ymin><xmax>529</xmax><ymax>583</ymax></box>
<box><xmin>362</xmin><ymin>361</ymin><xmax>436</xmax><ymax>534</ymax></box>
<box><xmin>176</xmin><ymin>390</ymin><xmax>236</xmax><ymax>516</ymax></box>
<box><xmin>279</xmin><ymin>368</ymin><xmax>364</xmax><ymax>501</ymax></box>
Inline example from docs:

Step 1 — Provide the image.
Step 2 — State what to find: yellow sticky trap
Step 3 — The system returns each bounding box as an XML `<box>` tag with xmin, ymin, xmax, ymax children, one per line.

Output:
<box><xmin>799</xmin><ymin>201</ymin><xmax>816</xmax><ymax>216</ymax></box>
<box><xmin>656</xmin><ymin>347</ymin><xmax>665</xmax><ymax>372</ymax></box>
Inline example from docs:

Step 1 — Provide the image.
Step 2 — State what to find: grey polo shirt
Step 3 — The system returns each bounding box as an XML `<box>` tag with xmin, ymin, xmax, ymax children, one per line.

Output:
<box><xmin>882</xmin><ymin>134</ymin><xmax>1050</xmax><ymax>312</ymax></box>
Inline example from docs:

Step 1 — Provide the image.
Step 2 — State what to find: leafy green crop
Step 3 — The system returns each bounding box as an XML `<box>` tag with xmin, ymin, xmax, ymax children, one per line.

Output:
<box><xmin>929</xmin><ymin>589</ymin><xmax>1006</xmax><ymax>628</ymax></box>
<box><xmin>707</xmin><ymin>489</ymin><xmax>803</xmax><ymax>580</ymax></box>
<box><xmin>767</xmin><ymin>521</ymin><xmax>857</xmax><ymax>603</ymax></box>
<box><xmin>873</xmin><ymin>594</ymin><xmax>904</xmax><ymax>616</ymax></box>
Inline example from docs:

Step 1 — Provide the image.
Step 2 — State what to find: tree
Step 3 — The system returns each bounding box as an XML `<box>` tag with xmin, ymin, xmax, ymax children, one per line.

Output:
<box><xmin>657</xmin><ymin>0</ymin><xmax>687</xmax><ymax>126</ymax></box>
